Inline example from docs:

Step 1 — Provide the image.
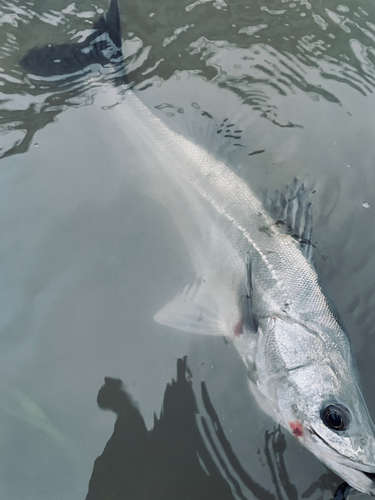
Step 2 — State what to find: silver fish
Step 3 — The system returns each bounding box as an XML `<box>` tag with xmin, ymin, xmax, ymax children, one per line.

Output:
<box><xmin>20</xmin><ymin>0</ymin><xmax>375</xmax><ymax>493</ymax></box>
<box><xmin>107</xmin><ymin>89</ymin><xmax>375</xmax><ymax>494</ymax></box>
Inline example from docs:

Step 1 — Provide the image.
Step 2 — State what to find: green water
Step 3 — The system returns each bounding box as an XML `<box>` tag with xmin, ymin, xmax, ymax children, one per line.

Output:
<box><xmin>0</xmin><ymin>0</ymin><xmax>375</xmax><ymax>498</ymax></box>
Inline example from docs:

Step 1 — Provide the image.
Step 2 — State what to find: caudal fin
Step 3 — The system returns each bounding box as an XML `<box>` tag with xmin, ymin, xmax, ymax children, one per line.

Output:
<box><xmin>19</xmin><ymin>0</ymin><xmax>123</xmax><ymax>78</ymax></box>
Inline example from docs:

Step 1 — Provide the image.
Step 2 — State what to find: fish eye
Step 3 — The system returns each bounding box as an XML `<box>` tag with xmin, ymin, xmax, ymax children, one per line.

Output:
<box><xmin>321</xmin><ymin>403</ymin><xmax>351</xmax><ymax>431</ymax></box>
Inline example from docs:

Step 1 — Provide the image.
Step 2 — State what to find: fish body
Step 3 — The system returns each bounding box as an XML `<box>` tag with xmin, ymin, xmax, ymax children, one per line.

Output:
<box><xmin>108</xmin><ymin>90</ymin><xmax>375</xmax><ymax>493</ymax></box>
<box><xmin>19</xmin><ymin>0</ymin><xmax>375</xmax><ymax>494</ymax></box>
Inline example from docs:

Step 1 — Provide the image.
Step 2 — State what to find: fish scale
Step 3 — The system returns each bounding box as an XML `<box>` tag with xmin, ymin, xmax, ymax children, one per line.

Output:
<box><xmin>113</xmin><ymin>91</ymin><xmax>335</xmax><ymax>325</ymax></box>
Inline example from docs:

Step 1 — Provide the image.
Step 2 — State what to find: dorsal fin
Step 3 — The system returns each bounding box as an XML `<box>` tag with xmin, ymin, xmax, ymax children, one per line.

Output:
<box><xmin>264</xmin><ymin>178</ymin><xmax>314</xmax><ymax>262</ymax></box>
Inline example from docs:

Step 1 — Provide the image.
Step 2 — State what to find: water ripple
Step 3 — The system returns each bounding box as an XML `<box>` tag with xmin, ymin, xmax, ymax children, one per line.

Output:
<box><xmin>0</xmin><ymin>0</ymin><xmax>374</xmax><ymax>157</ymax></box>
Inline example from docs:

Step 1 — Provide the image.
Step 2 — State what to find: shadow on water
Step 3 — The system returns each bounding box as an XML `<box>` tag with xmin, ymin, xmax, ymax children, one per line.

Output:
<box><xmin>86</xmin><ymin>357</ymin><xmax>341</xmax><ymax>500</ymax></box>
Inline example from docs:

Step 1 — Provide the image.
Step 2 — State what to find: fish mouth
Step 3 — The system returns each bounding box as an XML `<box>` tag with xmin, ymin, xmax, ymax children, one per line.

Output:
<box><xmin>308</xmin><ymin>427</ymin><xmax>375</xmax><ymax>495</ymax></box>
<box><xmin>327</xmin><ymin>460</ymin><xmax>375</xmax><ymax>495</ymax></box>
<box><xmin>310</xmin><ymin>427</ymin><xmax>375</xmax><ymax>469</ymax></box>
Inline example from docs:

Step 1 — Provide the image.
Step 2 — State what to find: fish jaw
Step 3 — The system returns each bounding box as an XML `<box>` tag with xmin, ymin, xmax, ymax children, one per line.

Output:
<box><xmin>273</xmin><ymin>379</ymin><xmax>375</xmax><ymax>495</ymax></box>
<box><xmin>281</xmin><ymin>369</ymin><xmax>375</xmax><ymax>494</ymax></box>
<box><xmin>304</xmin><ymin>427</ymin><xmax>375</xmax><ymax>495</ymax></box>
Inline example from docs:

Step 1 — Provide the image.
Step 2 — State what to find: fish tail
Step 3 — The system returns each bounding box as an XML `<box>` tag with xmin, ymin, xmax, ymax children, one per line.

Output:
<box><xmin>19</xmin><ymin>0</ymin><xmax>123</xmax><ymax>78</ymax></box>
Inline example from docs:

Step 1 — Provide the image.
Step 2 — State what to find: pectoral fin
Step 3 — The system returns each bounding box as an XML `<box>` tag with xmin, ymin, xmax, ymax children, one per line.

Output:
<box><xmin>154</xmin><ymin>278</ymin><xmax>225</xmax><ymax>336</ymax></box>
<box><xmin>244</xmin><ymin>252</ymin><xmax>259</xmax><ymax>333</ymax></box>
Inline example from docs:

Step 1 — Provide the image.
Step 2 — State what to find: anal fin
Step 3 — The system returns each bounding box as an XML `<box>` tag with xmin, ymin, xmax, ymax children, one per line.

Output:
<box><xmin>243</xmin><ymin>252</ymin><xmax>259</xmax><ymax>333</ymax></box>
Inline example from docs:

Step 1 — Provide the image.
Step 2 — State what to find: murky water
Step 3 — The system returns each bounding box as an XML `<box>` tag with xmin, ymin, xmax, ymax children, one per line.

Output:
<box><xmin>1</xmin><ymin>0</ymin><xmax>375</xmax><ymax>498</ymax></box>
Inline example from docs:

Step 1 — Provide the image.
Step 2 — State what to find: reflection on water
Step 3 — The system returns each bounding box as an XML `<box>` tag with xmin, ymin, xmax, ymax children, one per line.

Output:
<box><xmin>87</xmin><ymin>357</ymin><xmax>338</xmax><ymax>500</ymax></box>
<box><xmin>87</xmin><ymin>358</ymin><xmax>236</xmax><ymax>499</ymax></box>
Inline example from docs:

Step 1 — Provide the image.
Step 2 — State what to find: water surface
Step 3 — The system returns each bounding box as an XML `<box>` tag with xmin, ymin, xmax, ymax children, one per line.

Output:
<box><xmin>1</xmin><ymin>0</ymin><xmax>375</xmax><ymax>498</ymax></box>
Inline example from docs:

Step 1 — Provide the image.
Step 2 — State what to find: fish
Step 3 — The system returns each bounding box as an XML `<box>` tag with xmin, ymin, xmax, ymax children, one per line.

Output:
<box><xmin>19</xmin><ymin>0</ymin><xmax>375</xmax><ymax>494</ymax></box>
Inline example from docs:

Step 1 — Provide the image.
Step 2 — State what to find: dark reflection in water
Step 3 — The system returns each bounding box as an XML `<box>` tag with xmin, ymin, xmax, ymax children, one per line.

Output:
<box><xmin>87</xmin><ymin>358</ymin><xmax>235</xmax><ymax>500</ymax></box>
<box><xmin>331</xmin><ymin>482</ymin><xmax>353</xmax><ymax>500</ymax></box>
<box><xmin>86</xmin><ymin>357</ymin><xmax>339</xmax><ymax>500</ymax></box>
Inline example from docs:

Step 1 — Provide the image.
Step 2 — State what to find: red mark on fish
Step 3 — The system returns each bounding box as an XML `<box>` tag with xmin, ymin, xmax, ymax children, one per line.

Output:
<box><xmin>289</xmin><ymin>420</ymin><xmax>303</xmax><ymax>438</ymax></box>
<box><xmin>234</xmin><ymin>319</ymin><xmax>243</xmax><ymax>337</ymax></box>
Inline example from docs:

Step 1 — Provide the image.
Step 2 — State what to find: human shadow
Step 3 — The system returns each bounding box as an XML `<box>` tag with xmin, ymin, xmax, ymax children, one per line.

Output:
<box><xmin>86</xmin><ymin>357</ymin><xmax>236</xmax><ymax>500</ymax></box>
<box><xmin>85</xmin><ymin>357</ymin><xmax>341</xmax><ymax>500</ymax></box>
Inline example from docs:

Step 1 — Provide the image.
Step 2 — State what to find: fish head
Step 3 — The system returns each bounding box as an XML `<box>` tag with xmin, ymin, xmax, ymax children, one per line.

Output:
<box><xmin>276</xmin><ymin>352</ymin><xmax>375</xmax><ymax>494</ymax></box>
<box><xmin>306</xmin><ymin>394</ymin><xmax>375</xmax><ymax>495</ymax></box>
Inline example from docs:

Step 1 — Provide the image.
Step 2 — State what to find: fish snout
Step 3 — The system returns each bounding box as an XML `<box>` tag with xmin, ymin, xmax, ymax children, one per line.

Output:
<box><xmin>305</xmin><ymin>427</ymin><xmax>375</xmax><ymax>495</ymax></box>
